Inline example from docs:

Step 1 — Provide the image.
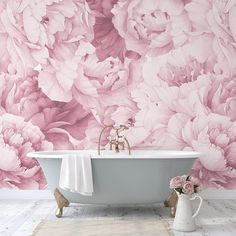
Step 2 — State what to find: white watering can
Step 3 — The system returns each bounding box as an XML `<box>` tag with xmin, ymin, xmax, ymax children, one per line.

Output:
<box><xmin>173</xmin><ymin>192</ymin><xmax>203</xmax><ymax>232</ymax></box>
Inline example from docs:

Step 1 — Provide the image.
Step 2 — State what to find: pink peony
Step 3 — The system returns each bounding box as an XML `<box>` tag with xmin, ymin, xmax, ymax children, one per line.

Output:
<box><xmin>38</xmin><ymin>40</ymin><xmax>137</xmax><ymax>104</ymax></box>
<box><xmin>206</xmin><ymin>78</ymin><xmax>236</xmax><ymax>121</ymax></box>
<box><xmin>112</xmin><ymin>0</ymin><xmax>190</xmax><ymax>56</ymax></box>
<box><xmin>72</xmin><ymin>49</ymin><xmax>140</xmax><ymax>110</ymax></box>
<box><xmin>128</xmin><ymin>74</ymin><xmax>211</xmax><ymax>148</ymax></box>
<box><xmin>0</xmin><ymin>0</ymin><xmax>48</xmax><ymax>76</ymax></box>
<box><xmin>37</xmin><ymin>45</ymin><xmax>79</xmax><ymax>102</ymax></box>
<box><xmin>185</xmin><ymin>0</ymin><xmax>236</xmax><ymax>77</ymax></box>
<box><xmin>130</xmin><ymin>72</ymin><xmax>236</xmax><ymax>188</ymax></box>
<box><xmin>36</xmin><ymin>1</ymin><xmax>95</xmax><ymax>102</ymax></box>
<box><xmin>0</xmin><ymin>0</ymin><xmax>95</xmax><ymax>77</ymax></box>
<box><xmin>87</xmin><ymin>0</ymin><xmax>139</xmax><ymax>61</ymax></box>
<box><xmin>0</xmin><ymin>71</ymin><xmax>55</xmax><ymax>121</ymax></box>
<box><xmin>148</xmin><ymin>43</ymin><xmax>214</xmax><ymax>87</ymax></box>
<box><xmin>0</xmin><ymin>113</ymin><xmax>53</xmax><ymax>189</ymax></box>
<box><xmin>40</xmin><ymin>101</ymin><xmax>95</xmax><ymax>150</ymax></box>
<box><xmin>138</xmin><ymin>74</ymin><xmax>236</xmax><ymax>188</ymax></box>
<box><xmin>182</xmin><ymin>113</ymin><xmax>236</xmax><ymax>188</ymax></box>
<box><xmin>0</xmin><ymin>70</ymin><xmax>96</xmax><ymax>151</ymax></box>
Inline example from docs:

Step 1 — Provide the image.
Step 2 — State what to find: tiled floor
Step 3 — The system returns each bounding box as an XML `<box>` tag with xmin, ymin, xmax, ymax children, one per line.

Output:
<box><xmin>0</xmin><ymin>199</ymin><xmax>235</xmax><ymax>236</ymax></box>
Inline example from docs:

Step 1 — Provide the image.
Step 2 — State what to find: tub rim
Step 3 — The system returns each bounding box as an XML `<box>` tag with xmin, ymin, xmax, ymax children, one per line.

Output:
<box><xmin>27</xmin><ymin>150</ymin><xmax>203</xmax><ymax>159</ymax></box>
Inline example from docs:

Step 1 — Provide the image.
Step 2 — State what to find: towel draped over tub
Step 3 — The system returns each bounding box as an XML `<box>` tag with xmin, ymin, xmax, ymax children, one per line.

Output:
<box><xmin>59</xmin><ymin>154</ymin><xmax>94</xmax><ymax>196</ymax></box>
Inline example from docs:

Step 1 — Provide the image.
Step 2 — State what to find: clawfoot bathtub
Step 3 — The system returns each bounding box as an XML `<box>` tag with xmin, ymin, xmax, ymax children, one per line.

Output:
<box><xmin>27</xmin><ymin>150</ymin><xmax>202</xmax><ymax>217</ymax></box>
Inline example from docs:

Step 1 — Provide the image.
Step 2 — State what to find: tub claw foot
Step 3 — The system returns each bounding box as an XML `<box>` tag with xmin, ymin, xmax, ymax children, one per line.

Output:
<box><xmin>56</xmin><ymin>208</ymin><xmax>63</xmax><ymax>218</ymax></box>
<box><xmin>54</xmin><ymin>188</ymin><xmax>69</xmax><ymax>218</ymax></box>
<box><xmin>170</xmin><ymin>206</ymin><xmax>176</xmax><ymax>217</ymax></box>
<box><xmin>164</xmin><ymin>191</ymin><xmax>178</xmax><ymax>217</ymax></box>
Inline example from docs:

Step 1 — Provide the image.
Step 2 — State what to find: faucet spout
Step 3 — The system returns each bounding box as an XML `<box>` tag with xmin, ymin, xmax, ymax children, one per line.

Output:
<box><xmin>124</xmin><ymin>137</ymin><xmax>131</xmax><ymax>155</ymax></box>
<box><xmin>98</xmin><ymin>125</ymin><xmax>113</xmax><ymax>155</ymax></box>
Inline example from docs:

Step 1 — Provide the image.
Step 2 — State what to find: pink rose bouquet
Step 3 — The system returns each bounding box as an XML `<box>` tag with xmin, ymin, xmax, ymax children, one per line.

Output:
<box><xmin>170</xmin><ymin>175</ymin><xmax>201</xmax><ymax>195</ymax></box>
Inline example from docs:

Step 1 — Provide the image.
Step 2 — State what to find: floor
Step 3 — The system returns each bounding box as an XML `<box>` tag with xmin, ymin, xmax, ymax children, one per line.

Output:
<box><xmin>0</xmin><ymin>199</ymin><xmax>235</xmax><ymax>236</ymax></box>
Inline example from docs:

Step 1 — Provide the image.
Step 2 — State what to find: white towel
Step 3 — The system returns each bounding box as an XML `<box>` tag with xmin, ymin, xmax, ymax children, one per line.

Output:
<box><xmin>59</xmin><ymin>154</ymin><xmax>94</xmax><ymax>196</ymax></box>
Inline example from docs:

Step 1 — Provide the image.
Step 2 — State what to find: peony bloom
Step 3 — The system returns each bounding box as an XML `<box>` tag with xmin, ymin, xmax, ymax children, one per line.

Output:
<box><xmin>206</xmin><ymin>77</ymin><xmax>236</xmax><ymax>121</ymax></box>
<box><xmin>182</xmin><ymin>113</ymin><xmax>236</xmax><ymax>188</ymax></box>
<box><xmin>185</xmin><ymin>0</ymin><xmax>236</xmax><ymax>77</ymax></box>
<box><xmin>112</xmin><ymin>0</ymin><xmax>191</xmax><ymax>56</ymax></box>
<box><xmin>87</xmin><ymin>0</ymin><xmax>139</xmax><ymax>61</ymax></box>
<box><xmin>37</xmin><ymin>45</ymin><xmax>79</xmax><ymax>102</ymax></box>
<box><xmin>36</xmin><ymin>1</ymin><xmax>95</xmax><ymax>102</ymax></box>
<box><xmin>130</xmin><ymin>71</ymin><xmax>236</xmax><ymax>188</ymax></box>
<box><xmin>0</xmin><ymin>0</ymin><xmax>95</xmax><ymax>76</ymax></box>
<box><xmin>0</xmin><ymin>0</ymin><xmax>49</xmax><ymax>76</ymax></box>
<box><xmin>39</xmin><ymin>101</ymin><xmax>95</xmax><ymax>150</ymax></box>
<box><xmin>149</xmin><ymin>44</ymin><xmax>214</xmax><ymax>86</ymax></box>
<box><xmin>0</xmin><ymin>113</ymin><xmax>53</xmax><ymax>189</ymax></box>
<box><xmin>128</xmin><ymin>74</ymin><xmax>211</xmax><ymax>148</ymax></box>
<box><xmin>0</xmin><ymin>70</ymin><xmax>95</xmax><ymax>151</ymax></box>
<box><xmin>0</xmin><ymin>71</ymin><xmax>55</xmax><ymax>121</ymax></box>
<box><xmin>37</xmin><ymin>40</ymin><xmax>136</xmax><ymax>104</ymax></box>
<box><xmin>72</xmin><ymin>47</ymin><xmax>140</xmax><ymax>110</ymax></box>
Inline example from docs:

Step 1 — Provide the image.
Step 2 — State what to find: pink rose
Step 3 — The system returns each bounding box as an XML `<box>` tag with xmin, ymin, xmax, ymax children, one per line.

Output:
<box><xmin>0</xmin><ymin>113</ymin><xmax>53</xmax><ymax>189</ymax></box>
<box><xmin>182</xmin><ymin>181</ymin><xmax>194</xmax><ymax>194</ymax></box>
<box><xmin>170</xmin><ymin>176</ymin><xmax>185</xmax><ymax>189</ymax></box>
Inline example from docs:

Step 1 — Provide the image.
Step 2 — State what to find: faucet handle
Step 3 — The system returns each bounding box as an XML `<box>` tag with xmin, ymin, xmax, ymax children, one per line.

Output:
<box><xmin>118</xmin><ymin>136</ymin><xmax>124</xmax><ymax>142</ymax></box>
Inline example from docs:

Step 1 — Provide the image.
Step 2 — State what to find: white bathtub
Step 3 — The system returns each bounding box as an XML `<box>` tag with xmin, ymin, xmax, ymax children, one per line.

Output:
<box><xmin>27</xmin><ymin>150</ymin><xmax>202</xmax><ymax>217</ymax></box>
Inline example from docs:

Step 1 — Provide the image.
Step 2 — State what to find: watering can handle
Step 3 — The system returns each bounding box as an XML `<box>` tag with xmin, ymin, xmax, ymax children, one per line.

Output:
<box><xmin>190</xmin><ymin>195</ymin><xmax>203</xmax><ymax>218</ymax></box>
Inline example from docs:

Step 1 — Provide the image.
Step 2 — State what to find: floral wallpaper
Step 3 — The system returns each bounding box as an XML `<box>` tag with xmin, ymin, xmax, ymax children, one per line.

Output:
<box><xmin>0</xmin><ymin>0</ymin><xmax>236</xmax><ymax>190</ymax></box>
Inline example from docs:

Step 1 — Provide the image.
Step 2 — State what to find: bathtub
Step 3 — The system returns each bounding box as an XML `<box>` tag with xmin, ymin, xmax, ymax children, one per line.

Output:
<box><xmin>27</xmin><ymin>150</ymin><xmax>202</xmax><ymax>217</ymax></box>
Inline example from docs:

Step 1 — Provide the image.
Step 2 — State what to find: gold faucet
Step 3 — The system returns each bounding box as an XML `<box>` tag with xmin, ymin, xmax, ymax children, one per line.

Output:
<box><xmin>98</xmin><ymin>125</ymin><xmax>131</xmax><ymax>155</ymax></box>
